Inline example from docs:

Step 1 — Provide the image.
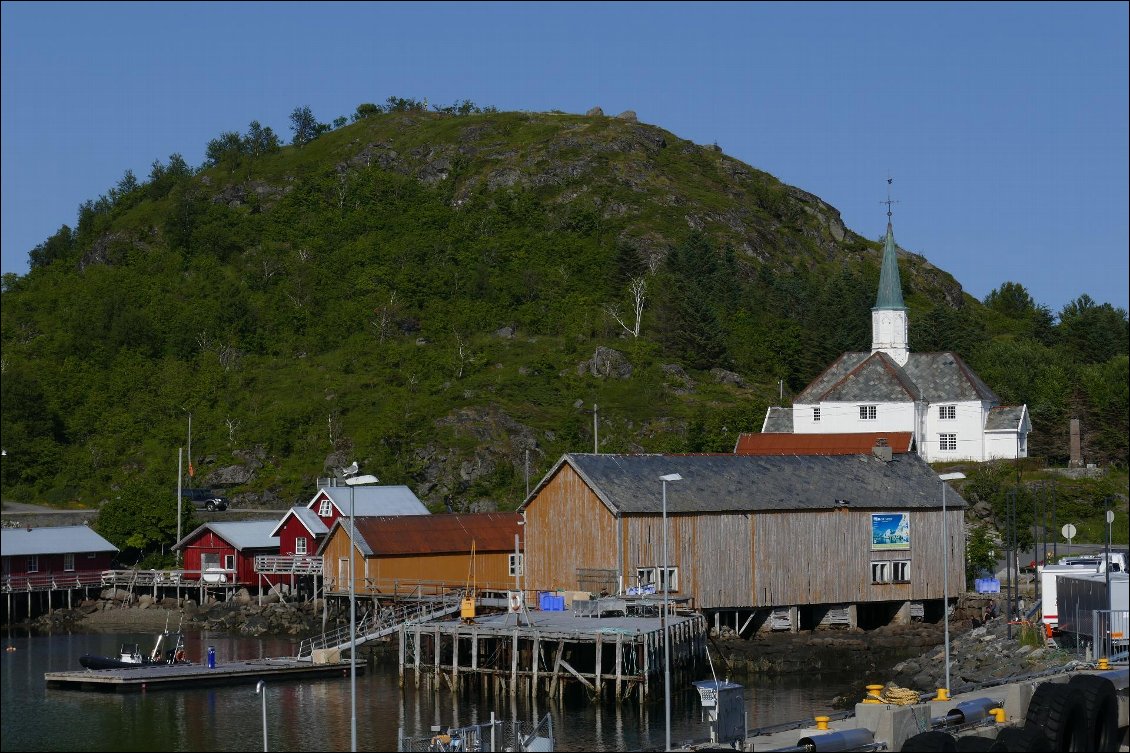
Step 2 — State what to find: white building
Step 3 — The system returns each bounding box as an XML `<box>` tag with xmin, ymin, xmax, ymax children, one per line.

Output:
<box><xmin>762</xmin><ymin>215</ymin><xmax>1030</xmax><ymax>462</ymax></box>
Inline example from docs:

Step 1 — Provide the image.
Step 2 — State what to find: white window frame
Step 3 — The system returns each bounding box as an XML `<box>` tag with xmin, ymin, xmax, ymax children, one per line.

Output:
<box><xmin>63</xmin><ymin>553</ymin><xmax>75</xmax><ymax>572</ymax></box>
<box><xmin>891</xmin><ymin>560</ymin><xmax>910</xmax><ymax>582</ymax></box>
<box><xmin>295</xmin><ymin>537</ymin><xmax>308</xmax><ymax>556</ymax></box>
<box><xmin>871</xmin><ymin>561</ymin><xmax>890</xmax><ymax>583</ymax></box>
<box><xmin>813</xmin><ymin>407</ymin><xmax>821</xmax><ymax>422</ymax></box>
<box><xmin>859</xmin><ymin>405</ymin><xmax>877</xmax><ymax>421</ymax></box>
<box><xmin>508</xmin><ymin>553</ymin><xmax>525</xmax><ymax>577</ymax></box>
<box><xmin>27</xmin><ymin>556</ymin><xmax>39</xmax><ymax>573</ymax></box>
<box><xmin>318</xmin><ymin>499</ymin><xmax>334</xmax><ymax>517</ymax></box>
<box><xmin>938</xmin><ymin>404</ymin><xmax>956</xmax><ymax>420</ymax></box>
<box><xmin>939</xmin><ymin>433</ymin><xmax>957</xmax><ymax>452</ymax></box>
<box><xmin>224</xmin><ymin>554</ymin><xmax>236</xmax><ymax>571</ymax></box>
<box><xmin>637</xmin><ymin>565</ymin><xmax>679</xmax><ymax>592</ymax></box>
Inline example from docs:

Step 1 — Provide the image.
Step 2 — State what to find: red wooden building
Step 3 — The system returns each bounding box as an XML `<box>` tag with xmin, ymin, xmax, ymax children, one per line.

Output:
<box><xmin>304</xmin><ymin>482</ymin><xmax>430</xmax><ymax>532</ymax></box>
<box><xmin>1</xmin><ymin>525</ymin><xmax>118</xmax><ymax>589</ymax></box>
<box><xmin>173</xmin><ymin>521</ymin><xmax>279</xmax><ymax>585</ymax></box>
<box><xmin>271</xmin><ymin>506</ymin><xmax>330</xmax><ymax>557</ymax></box>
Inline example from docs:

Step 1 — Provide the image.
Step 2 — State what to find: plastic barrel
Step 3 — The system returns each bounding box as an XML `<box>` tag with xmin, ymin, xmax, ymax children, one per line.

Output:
<box><xmin>207</xmin><ymin>646</ymin><xmax>216</xmax><ymax>669</ymax></box>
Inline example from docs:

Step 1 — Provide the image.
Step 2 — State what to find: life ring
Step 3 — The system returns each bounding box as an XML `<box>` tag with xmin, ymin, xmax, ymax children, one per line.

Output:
<box><xmin>508</xmin><ymin>592</ymin><xmax>522</xmax><ymax>612</ymax></box>
<box><xmin>174</xmin><ymin>649</ymin><xmax>186</xmax><ymax>663</ymax></box>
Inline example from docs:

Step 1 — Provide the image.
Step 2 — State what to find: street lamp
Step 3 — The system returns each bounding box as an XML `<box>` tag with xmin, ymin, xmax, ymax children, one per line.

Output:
<box><xmin>659</xmin><ymin>472</ymin><xmax>682</xmax><ymax>752</ymax></box>
<box><xmin>938</xmin><ymin>471</ymin><xmax>965</xmax><ymax>697</ymax></box>
<box><xmin>256</xmin><ymin>679</ymin><xmax>268</xmax><ymax>752</ymax></box>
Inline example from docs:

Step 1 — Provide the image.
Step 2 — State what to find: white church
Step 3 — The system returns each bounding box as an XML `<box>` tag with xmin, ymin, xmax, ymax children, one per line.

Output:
<box><xmin>761</xmin><ymin>214</ymin><xmax>1030</xmax><ymax>462</ymax></box>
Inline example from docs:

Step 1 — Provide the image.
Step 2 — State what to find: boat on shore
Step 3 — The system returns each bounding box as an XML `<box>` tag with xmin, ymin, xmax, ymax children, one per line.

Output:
<box><xmin>79</xmin><ymin>620</ymin><xmax>191</xmax><ymax>670</ymax></box>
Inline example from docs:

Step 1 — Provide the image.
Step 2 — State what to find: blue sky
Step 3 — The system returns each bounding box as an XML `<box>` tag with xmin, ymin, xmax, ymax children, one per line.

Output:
<box><xmin>3</xmin><ymin>1</ymin><xmax>1127</xmax><ymax>314</ymax></box>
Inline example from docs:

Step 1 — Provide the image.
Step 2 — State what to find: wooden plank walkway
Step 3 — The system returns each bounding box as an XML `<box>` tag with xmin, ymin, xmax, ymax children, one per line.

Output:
<box><xmin>45</xmin><ymin>657</ymin><xmax>361</xmax><ymax>692</ymax></box>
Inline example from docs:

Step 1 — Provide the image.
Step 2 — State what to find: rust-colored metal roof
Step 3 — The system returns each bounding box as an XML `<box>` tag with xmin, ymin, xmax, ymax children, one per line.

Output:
<box><xmin>354</xmin><ymin>513</ymin><xmax>521</xmax><ymax>556</ymax></box>
<box><xmin>734</xmin><ymin>432</ymin><xmax>914</xmax><ymax>456</ymax></box>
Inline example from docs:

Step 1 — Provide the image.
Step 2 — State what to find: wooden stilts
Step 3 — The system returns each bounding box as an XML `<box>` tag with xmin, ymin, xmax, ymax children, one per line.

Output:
<box><xmin>615</xmin><ymin>632</ymin><xmax>623</xmax><ymax>700</ymax></box>
<box><xmin>595</xmin><ymin>631</ymin><xmax>603</xmax><ymax>699</ymax></box>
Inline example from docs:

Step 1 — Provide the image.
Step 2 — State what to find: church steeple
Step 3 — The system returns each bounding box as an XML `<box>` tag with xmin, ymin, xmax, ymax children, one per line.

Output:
<box><xmin>872</xmin><ymin>182</ymin><xmax>909</xmax><ymax>365</ymax></box>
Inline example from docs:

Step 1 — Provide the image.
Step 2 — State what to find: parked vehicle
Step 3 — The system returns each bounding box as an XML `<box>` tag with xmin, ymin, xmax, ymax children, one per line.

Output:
<box><xmin>179</xmin><ymin>487</ymin><xmax>229</xmax><ymax>512</ymax></box>
<box><xmin>1038</xmin><ymin>552</ymin><xmax>1127</xmax><ymax>629</ymax></box>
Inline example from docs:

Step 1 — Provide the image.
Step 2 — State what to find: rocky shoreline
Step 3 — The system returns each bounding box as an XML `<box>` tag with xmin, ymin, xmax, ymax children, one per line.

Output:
<box><xmin>21</xmin><ymin>589</ymin><xmax>1084</xmax><ymax>702</ymax></box>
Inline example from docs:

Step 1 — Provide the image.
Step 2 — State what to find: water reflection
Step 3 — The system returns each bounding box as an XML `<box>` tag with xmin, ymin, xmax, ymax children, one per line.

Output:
<box><xmin>3</xmin><ymin>629</ymin><xmax>862</xmax><ymax>752</ymax></box>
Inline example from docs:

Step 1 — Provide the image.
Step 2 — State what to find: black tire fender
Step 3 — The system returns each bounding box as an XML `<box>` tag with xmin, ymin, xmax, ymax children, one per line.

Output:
<box><xmin>1023</xmin><ymin>681</ymin><xmax>1090</xmax><ymax>751</ymax></box>
<box><xmin>954</xmin><ymin>734</ymin><xmax>996</xmax><ymax>751</ymax></box>
<box><xmin>1067</xmin><ymin>674</ymin><xmax>1120</xmax><ymax>753</ymax></box>
<box><xmin>902</xmin><ymin>731</ymin><xmax>958</xmax><ymax>752</ymax></box>
<box><xmin>991</xmin><ymin>724</ymin><xmax>1053</xmax><ymax>752</ymax></box>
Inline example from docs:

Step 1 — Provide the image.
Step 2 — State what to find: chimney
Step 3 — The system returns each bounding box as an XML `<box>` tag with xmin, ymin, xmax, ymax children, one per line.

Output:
<box><xmin>872</xmin><ymin>437</ymin><xmax>893</xmax><ymax>462</ymax></box>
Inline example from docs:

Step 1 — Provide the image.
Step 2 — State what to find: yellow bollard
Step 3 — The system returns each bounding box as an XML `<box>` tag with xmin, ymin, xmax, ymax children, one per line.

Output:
<box><xmin>862</xmin><ymin>684</ymin><xmax>884</xmax><ymax>704</ymax></box>
<box><xmin>990</xmin><ymin>708</ymin><xmax>1006</xmax><ymax>723</ymax></box>
<box><xmin>815</xmin><ymin>716</ymin><xmax>830</xmax><ymax>731</ymax></box>
<box><xmin>936</xmin><ymin>688</ymin><xmax>950</xmax><ymax>702</ymax></box>
<box><xmin>1097</xmin><ymin>657</ymin><xmax>1110</xmax><ymax>670</ymax></box>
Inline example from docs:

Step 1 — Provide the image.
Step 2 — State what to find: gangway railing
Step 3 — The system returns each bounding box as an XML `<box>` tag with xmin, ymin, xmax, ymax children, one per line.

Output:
<box><xmin>296</xmin><ymin>591</ymin><xmax>464</xmax><ymax>659</ymax></box>
<box><xmin>254</xmin><ymin>555</ymin><xmax>323</xmax><ymax>575</ymax></box>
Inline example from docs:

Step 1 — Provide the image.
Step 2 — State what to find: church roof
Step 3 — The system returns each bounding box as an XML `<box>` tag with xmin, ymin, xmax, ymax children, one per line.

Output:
<box><xmin>874</xmin><ymin>222</ymin><xmax>906</xmax><ymax>310</ymax></box>
<box><xmin>761</xmin><ymin>406</ymin><xmax>793</xmax><ymax>432</ymax></box>
<box><xmin>985</xmin><ymin>405</ymin><xmax>1028</xmax><ymax>432</ymax></box>
<box><xmin>795</xmin><ymin>351</ymin><xmax>998</xmax><ymax>405</ymax></box>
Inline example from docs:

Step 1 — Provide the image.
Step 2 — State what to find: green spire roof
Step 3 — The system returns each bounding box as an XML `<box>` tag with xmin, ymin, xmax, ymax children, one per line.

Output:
<box><xmin>874</xmin><ymin>222</ymin><xmax>906</xmax><ymax>310</ymax></box>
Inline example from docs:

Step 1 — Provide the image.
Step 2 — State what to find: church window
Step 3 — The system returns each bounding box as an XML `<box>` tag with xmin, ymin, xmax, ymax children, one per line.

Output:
<box><xmin>939</xmin><ymin>405</ymin><xmax>956</xmax><ymax>420</ymax></box>
<box><xmin>859</xmin><ymin>405</ymin><xmax>877</xmax><ymax>421</ymax></box>
<box><xmin>939</xmin><ymin>434</ymin><xmax>957</xmax><ymax>451</ymax></box>
<box><xmin>813</xmin><ymin>408</ymin><xmax>821</xmax><ymax>422</ymax></box>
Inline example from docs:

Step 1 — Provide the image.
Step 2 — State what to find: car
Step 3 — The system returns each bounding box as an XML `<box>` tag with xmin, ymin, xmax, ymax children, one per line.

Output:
<box><xmin>179</xmin><ymin>488</ymin><xmax>229</xmax><ymax>512</ymax></box>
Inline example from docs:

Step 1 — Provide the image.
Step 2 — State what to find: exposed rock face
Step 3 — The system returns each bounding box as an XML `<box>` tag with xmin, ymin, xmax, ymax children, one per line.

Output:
<box><xmin>615</xmin><ymin>110</ymin><xmax>638</xmax><ymax>122</ymax></box>
<box><xmin>586</xmin><ymin>106</ymin><xmax>604</xmax><ymax>116</ymax></box>
<box><xmin>662</xmin><ymin>364</ymin><xmax>695</xmax><ymax>394</ymax></box>
<box><xmin>710</xmin><ymin>367</ymin><xmax>748</xmax><ymax>388</ymax></box>
<box><xmin>578</xmin><ymin>346</ymin><xmax>633</xmax><ymax>379</ymax></box>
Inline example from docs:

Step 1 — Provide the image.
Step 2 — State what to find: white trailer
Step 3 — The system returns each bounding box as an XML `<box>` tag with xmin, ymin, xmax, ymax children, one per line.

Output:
<box><xmin>1055</xmin><ymin>571</ymin><xmax>1129</xmax><ymax>649</ymax></box>
<box><xmin>1038</xmin><ymin>552</ymin><xmax>1127</xmax><ymax>629</ymax></box>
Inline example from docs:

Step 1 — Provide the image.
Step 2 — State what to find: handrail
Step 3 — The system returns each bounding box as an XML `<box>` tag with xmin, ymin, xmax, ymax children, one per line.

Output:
<box><xmin>296</xmin><ymin>590</ymin><xmax>464</xmax><ymax>659</ymax></box>
<box><xmin>2</xmin><ymin>571</ymin><xmax>105</xmax><ymax>593</ymax></box>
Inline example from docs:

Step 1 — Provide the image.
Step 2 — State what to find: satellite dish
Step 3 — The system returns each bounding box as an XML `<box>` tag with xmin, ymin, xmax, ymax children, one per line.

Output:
<box><xmin>339</xmin><ymin>461</ymin><xmax>359</xmax><ymax>478</ymax></box>
<box><xmin>345</xmin><ymin>474</ymin><xmax>380</xmax><ymax>486</ymax></box>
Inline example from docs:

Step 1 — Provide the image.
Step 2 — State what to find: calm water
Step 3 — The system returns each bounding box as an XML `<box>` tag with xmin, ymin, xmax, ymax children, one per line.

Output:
<box><xmin>1</xmin><ymin>629</ymin><xmax>863</xmax><ymax>752</ymax></box>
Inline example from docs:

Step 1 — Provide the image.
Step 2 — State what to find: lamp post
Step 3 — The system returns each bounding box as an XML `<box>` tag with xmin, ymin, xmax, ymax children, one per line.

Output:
<box><xmin>256</xmin><ymin>679</ymin><xmax>268</xmax><ymax>752</ymax></box>
<box><xmin>659</xmin><ymin>472</ymin><xmax>682</xmax><ymax>752</ymax></box>
<box><xmin>938</xmin><ymin>471</ymin><xmax>965</xmax><ymax>697</ymax></box>
<box><xmin>348</xmin><ymin>483</ymin><xmax>357</xmax><ymax>753</ymax></box>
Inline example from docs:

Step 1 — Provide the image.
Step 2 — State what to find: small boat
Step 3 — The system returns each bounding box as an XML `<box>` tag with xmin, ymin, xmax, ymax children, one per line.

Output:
<box><xmin>398</xmin><ymin>712</ymin><xmax>554</xmax><ymax>752</ymax></box>
<box><xmin>79</xmin><ymin>619</ymin><xmax>192</xmax><ymax>671</ymax></box>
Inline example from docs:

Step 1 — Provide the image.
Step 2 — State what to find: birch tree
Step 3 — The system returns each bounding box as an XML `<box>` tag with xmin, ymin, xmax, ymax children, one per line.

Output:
<box><xmin>605</xmin><ymin>276</ymin><xmax>647</xmax><ymax>337</ymax></box>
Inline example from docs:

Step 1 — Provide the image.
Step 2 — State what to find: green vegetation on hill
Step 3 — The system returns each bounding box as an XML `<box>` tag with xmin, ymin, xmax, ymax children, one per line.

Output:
<box><xmin>2</xmin><ymin>101</ymin><xmax>1127</xmax><ymax>546</ymax></box>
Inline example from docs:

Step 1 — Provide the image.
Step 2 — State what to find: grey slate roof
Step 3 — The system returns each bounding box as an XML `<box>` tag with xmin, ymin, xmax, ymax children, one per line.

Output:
<box><xmin>985</xmin><ymin>405</ymin><xmax>1028</xmax><ymax>431</ymax></box>
<box><xmin>526</xmin><ymin>452</ymin><xmax>966</xmax><ymax>515</ymax></box>
<box><xmin>795</xmin><ymin>351</ymin><xmax>998</xmax><ymax>405</ymax></box>
<box><xmin>761</xmin><ymin>406</ymin><xmax>793</xmax><ymax>432</ymax></box>
<box><xmin>315</xmin><ymin>485</ymin><xmax>430</xmax><ymax>516</ymax></box>
<box><xmin>174</xmin><ymin>520</ymin><xmax>279</xmax><ymax>551</ymax></box>
<box><xmin>270</xmin><ymin>506</ymin><xmax>329</xmax><ymax>539</ymax></box>
<box><xmin>0</xmin><ymin>525</ymin><xmax>118</xmax><ymax>557</ymax></box>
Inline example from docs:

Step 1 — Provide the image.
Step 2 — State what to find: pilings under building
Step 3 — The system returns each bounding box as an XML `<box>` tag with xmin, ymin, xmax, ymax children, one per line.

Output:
<box><xmin>397</xmin><ymin>610</ymin><xmax>708</xmax><ymax>704</ymax></box>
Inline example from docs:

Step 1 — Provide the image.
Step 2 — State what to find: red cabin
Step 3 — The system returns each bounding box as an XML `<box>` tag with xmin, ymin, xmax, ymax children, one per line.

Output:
<box><xmin>173</xmin><ymin>521</ymin><xmax>278</xmax><ymax>586</ymax></box>
<box><xmin>1</xmin><ymin>525</ymin><xmax>118</xmax><ymax>589</ymax></box>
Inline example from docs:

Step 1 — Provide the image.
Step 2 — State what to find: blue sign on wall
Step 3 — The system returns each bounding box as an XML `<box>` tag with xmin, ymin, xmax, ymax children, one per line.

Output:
<box><xmin>871</xmin><ymin>512</ymin><xmax>910</xmax><ymax>550</ymax></box>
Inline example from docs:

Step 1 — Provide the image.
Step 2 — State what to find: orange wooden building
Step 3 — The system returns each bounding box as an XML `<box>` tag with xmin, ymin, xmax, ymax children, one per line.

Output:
<box><xmin>318</xmin><ymin>513</ymin><xmax>522</xmax><ymax>598</ymax></box>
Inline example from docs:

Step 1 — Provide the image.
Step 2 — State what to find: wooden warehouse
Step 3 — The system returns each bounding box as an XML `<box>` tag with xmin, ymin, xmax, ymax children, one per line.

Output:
<box><xmin>519</xmin><ymin>452</ymin><xmax>967</xmax><ymax>632</ymax></box>
<box><xmin>319</xmin><ymin>513</ymin><xmax>522</xmax><ymax>598</ymax></box>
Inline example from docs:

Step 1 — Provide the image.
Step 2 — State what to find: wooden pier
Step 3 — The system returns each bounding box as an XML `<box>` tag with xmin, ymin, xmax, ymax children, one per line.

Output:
<box><xmin>44</xmin><ymin>656</ymin><xmax>360</xmax><ymax>692</ymax></box>
<box><xmin>397</xmin><ymin>610</ymin><xmax>707</xmax><ymax>703</ymax></box>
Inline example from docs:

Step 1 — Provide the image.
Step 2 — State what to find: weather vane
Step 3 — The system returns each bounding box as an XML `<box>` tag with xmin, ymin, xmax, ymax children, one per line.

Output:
<box><xmin>881</xmin><ymin>174</ymin><xmax>899</xmax><ymax>220</ymax></box>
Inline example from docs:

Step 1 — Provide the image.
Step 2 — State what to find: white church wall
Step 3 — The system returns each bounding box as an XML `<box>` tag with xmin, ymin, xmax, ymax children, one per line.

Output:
<box><xmin>920</xmin><ymin>400</ymin><xmax>988</xmax><ymax>462</ymax></box>
<box><xmin>792</xmin><ymin>401</ymin><xmax>916</xmax><ymax>435</ymax></box>
<box><xmin>985</xmin><ymin>433</ymin><xmax>1024</xmax><ymax>460</ymax></box>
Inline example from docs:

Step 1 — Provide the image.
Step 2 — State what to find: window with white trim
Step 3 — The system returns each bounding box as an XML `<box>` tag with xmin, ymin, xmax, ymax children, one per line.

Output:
<box><xmin>318</xmin><ymin>499</ymin><xmax>333</xmax><ymax>517</ymax></box>
<box><xmin>859</xmin><ymin>405</ymin><xmax>877</xmax><ymax>420</ymax></box>
<box><xmin>812</xmin><ymin>407</ymin><xmax>821</xmax><ymax>422</ymax></box>
<box><xmin>27</xmin><ymin>556</ymin><xmax>39</xmax><ymax>573</ymax></box>
<box><xmin>939</xmin><ymin>433</ymin><xmax>957</xmax><ymax>451</ymax></box>
<box><xmin>939</xmin><ymin>405</ymin><xmax>956</xmax><ymax>420</ymax></box>
<box><xmin>892</xmin><ymin>560</ymin><xmax>910</xmax><ymax>582</ymax></box>
<box><xmin>637</xmin><ymin>566</ymin><xmax>679</xmax><ymax>592</ymax></box>
<box><xmin>871</xmin><ymin>561</ymin><xmax>889</xmax><ymax>583</ymax></box>
<box><xmin>508</xmin><ymin>553</ymin><xmax>525</xmax><ymax>577</ymax></box>
<box><xmin>64</xmin><ymin>553</ymin><xmax>75</xmax><ymax>572</ymax></box>
<box><xmin>224</xmin><ymin>554</ymin><xmax>236</xmax><ymax>571</ymax></box>
<box><xmin>295</xmin><ymin>537</ymin><xmax>307</xmax><ymax>555</ymax></box>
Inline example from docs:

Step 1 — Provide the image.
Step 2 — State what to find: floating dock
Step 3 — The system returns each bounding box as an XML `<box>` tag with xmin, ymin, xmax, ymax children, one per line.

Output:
<box><xmin>44</xmin><ymin>657</ymin><xmax>361</xmax><ymax>692</ymax></box>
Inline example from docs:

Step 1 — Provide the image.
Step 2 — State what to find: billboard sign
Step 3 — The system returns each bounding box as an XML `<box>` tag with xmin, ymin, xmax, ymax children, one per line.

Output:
<box><xmin>872</xmin><ymin>512</ymin><xmax>910</xmax><ymax>550</ymax></box>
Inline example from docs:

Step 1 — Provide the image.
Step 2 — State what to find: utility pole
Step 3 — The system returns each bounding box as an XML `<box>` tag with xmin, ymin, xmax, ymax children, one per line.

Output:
<box><xmin>593</xmin><ymin>403</ymin><xmax>598</xmax><ymax>454</ymax></box>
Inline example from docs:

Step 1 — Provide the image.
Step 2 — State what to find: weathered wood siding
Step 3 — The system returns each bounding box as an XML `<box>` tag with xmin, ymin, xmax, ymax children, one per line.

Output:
<box><xmin>525</xmin><ymin>464</ymin><xmax>619</xmax><ymax>593</ymax></box>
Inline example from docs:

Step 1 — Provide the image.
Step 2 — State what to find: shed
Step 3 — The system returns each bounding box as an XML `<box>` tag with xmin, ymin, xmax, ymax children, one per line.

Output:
<box><xmin>318</xmin><ymin>513</ymin><xmax>521</xmax><ymax>597</ymax></box>
<box><xmin>173</xmin><ymin>520</ymin><xmax>279</xmax><ymax>585</ymax></box>
<box><xmin>519</xmin><ymin>453</ymin><xmax>966</xmax><ymax>627</ymax></box>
